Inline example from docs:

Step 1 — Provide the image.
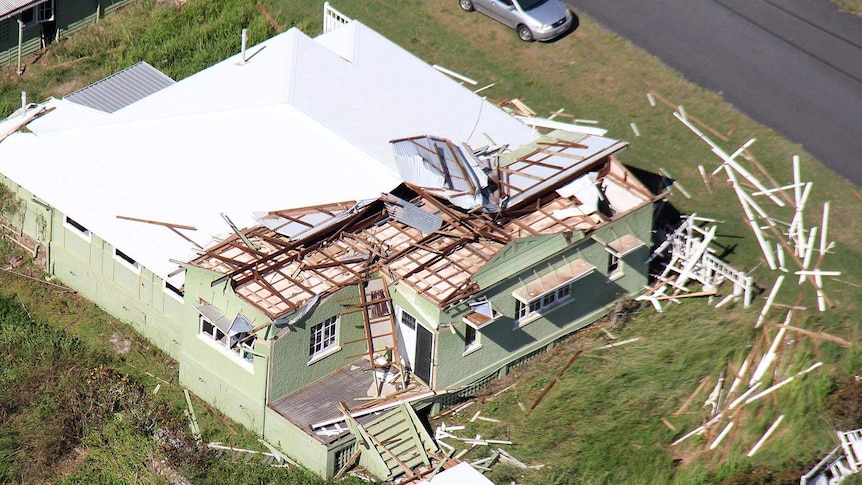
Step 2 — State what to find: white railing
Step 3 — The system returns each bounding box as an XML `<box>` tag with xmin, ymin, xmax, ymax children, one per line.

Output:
<box><xmin>323</xmin><ymin>2</ymin><xmax>351</xmax><ymax>34</ymax></box>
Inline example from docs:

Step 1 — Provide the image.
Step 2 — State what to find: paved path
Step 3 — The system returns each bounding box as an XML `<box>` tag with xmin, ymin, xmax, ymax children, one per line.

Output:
<box><xmin>569</xmin><ymin>0</ymin><xmax>862</xmax><ymax>186</ymax></box>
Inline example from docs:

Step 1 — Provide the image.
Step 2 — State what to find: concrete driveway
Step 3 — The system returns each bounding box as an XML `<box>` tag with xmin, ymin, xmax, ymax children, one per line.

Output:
<box><xmin>569</xmin><ymin>0</ymin><xmax>862</xmax><ymax>186</ymax></box>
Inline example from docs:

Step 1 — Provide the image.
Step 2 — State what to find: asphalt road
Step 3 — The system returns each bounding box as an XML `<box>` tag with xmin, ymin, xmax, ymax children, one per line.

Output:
<box><xmin>568</xmin><ymin>0</ymin><xmax>862</xmax><ymax>186</ymax></box>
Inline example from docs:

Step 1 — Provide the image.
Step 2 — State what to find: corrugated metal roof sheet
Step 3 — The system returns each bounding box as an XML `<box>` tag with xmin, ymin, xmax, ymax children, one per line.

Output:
<box><xmin>0</xmin><ymin>0</ymin><xmax>44</xmax><ymax>20</ymax></box>
<box><xmin>64</xmin><ymin>62</ymin><xmax>175</xmax><ymax>113</ymax></box>
<box><xmin>383</xmin><ymin>194</ymin><xmax>443</xmax><ymax>234</ymax></box>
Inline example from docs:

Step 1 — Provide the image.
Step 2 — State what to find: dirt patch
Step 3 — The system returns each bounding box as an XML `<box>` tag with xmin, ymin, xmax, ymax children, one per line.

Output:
<box><xmin>52</xmin><ymin>446</ymin><xmax>89</xmax><ymax>480</ymax></box>
<box><xmin>53</xmin><ymin>80</ymin><xmax>82</xmax><ymax>97</ymax></box>
<box><xmin>110</xmin><ymin>332</ymin><xmax>133</xmax><ymax>354</ymax></box>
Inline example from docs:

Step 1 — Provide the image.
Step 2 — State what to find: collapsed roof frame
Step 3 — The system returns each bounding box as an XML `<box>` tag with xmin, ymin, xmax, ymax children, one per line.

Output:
<box><xmin>190</xmin><ymin>134</ymin><xmax>660</xmax><ymax>321</ymax></box>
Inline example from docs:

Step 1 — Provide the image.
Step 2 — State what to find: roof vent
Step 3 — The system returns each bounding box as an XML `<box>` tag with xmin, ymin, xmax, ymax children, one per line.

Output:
<box><xmin>241</xmin><ymin>28</ymin><xmax>249</xmax><ymax>64</ymax></box>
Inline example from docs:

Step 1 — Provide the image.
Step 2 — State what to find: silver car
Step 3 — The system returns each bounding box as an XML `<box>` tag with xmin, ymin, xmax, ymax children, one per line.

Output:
<box><xmin>459</xmin><ymin>0</ymin><xmax>574</xmax><ymax>42</ymax></box>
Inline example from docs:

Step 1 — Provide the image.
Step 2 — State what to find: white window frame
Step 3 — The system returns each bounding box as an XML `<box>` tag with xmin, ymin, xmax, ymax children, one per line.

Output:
<box><xmin>308</xmin><ymin>316</ymin><xmax>340</xmax><ymax>364</ymax></box>
<box><xmin>608</xmin><ymin>251</ymin><xmax>623</xmax><ymax>280</ymax></box>
<box><xmin>113</xmin><ymin>247</ymin><xmax>141</xmax><ymax>274</ymax></box>
<box><xmin>20</xmin><ymin>0</ymin><xmax>54</xmax><ymax>26</ymax></box>
<box><xmin>35</xmin><ymin>0</ymin><xmax>53</xmax><ymax>22</ymax></box>
<box><xmin>198</xmin><ymin>315</ymin><xmax>255</xmax><ymax>370</ymax></box>
<box><xmin>462</xmin><ymin>324</ymin><xmax>482</xmax><ymax>356</ymax></box>
<box><xmin>64</xmin><ymin>215</ymin><xmax>91</xmax><ymax>242</ymax></box>
<box><xmin>200</xmin><ymin>315</ymin><xmax>227</xmax><ymax>345</ymax></box>
<box><xmin>515</xmin><ymin>283</ymin><xmax>574</xmax><ymax>326</ymax></box>
<box><xmin>401</xmin><ymin>311</ymin><xmax>417</xmax><ymax>330</ymax></box>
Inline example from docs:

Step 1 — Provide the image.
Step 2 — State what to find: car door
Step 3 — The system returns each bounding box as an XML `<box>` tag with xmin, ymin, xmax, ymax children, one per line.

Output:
<box><xmin>483</xmin><ymin>0</ymin><xmax>519</xmax><ymax>28</ymax></box>
<box><xmin>473</xmin><ymin>0</ymin><xmax>517</xmax><ymax>27</ymax></box>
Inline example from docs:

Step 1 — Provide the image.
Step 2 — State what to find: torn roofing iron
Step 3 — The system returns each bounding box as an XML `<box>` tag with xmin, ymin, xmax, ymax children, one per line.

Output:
<box><xmin>382</xmin><ymin>194</ymin><xmax>444</xmax><ymax>234</ymax></box>
<box><xmin>392</xmin><ymin>135</ymin><xmax>489</xmax><ymax>212</ymax></box>
<box><xmin>190</xmin><ymin>133</ymin><xmax>657</xmax><ymax>319</ymax></box>
<box><xmin>392</xmin><ymin>132</ymin><xmax>630</xmax><ymax>215</ymax></box>
<box><xmin>64</xmin><ymin>62</ymin><xmax>176</xmax><ymax>113</ymax></box>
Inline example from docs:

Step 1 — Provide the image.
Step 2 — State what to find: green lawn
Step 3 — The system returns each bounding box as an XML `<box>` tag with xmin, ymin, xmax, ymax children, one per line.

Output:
<box><xmin>1</xmin><ymin>0</ymin><xmax>860</xmax><ymax>483</ymax></box>
<box><xmin>834</xmin><ymin>0</ymin><xmax>862</xmax><ymax>15</ymax></box>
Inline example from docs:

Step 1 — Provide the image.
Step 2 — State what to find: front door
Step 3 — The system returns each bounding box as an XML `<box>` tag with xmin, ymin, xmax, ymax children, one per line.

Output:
<box><xmin>414</xmin><ymin>323</ymin><xmax>434</xmax><ymax>386</ymax></box>
<box><xmin>396</xmin><ymin>308</ymin><xmax>434</xmax><ymax>386</ymax></box>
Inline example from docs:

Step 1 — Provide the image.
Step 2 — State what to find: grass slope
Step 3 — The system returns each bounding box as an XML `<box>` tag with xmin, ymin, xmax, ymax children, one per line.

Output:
<box><xmin>0</xmin><ymin>0</ymin><xmax>860</xmax><ymax>483</ymax></box>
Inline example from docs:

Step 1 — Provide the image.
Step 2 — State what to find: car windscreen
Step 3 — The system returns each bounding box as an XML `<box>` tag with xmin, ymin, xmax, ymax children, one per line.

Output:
<box><xmin>518</xmin><ymin>0</ymin><xmax>550</xmax><ymax>11</ymax></box>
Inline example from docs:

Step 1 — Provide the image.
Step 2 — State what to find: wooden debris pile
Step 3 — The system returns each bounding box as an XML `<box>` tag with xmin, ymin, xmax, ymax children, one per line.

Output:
<box><xmin>495</xmin><ymin>98</ymin><xmax>609</xmax><ymax>137</ymax></box>
<box><xmin>639</xmin><ymin>215</ymin><xmax>754</xmax><ymax>311</ymax></box>
<box><xmin>428</xmin><ymin>384</ymin><xmax>545</xmax><ymax>477</ymax></box>
<box><xmin>433</xmin><ymin>414</ymin><xmax>543</xmax><ymax>475</ymax></box>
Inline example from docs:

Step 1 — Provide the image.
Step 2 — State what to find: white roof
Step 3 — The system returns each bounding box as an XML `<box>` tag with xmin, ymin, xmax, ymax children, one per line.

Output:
<box><xmin>0</xmin><ymin>22</ymin><xmax>534</xmax><ymax>287</ymax></box>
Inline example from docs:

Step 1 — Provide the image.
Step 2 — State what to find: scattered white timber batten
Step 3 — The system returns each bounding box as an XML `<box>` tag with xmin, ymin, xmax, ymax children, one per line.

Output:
<box><xmin>672</xmin><ymin>109</ymin><xmax>838</xmax><ymax>311</ymax></box>
<box><xmin>746</xmin><ymin>414</ymin><xmax>784</xmax><ymax>457</ymax></box>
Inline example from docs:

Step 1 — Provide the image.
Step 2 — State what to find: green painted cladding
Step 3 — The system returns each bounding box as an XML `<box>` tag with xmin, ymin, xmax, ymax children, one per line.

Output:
<box><xmin>390</xmin><ymin>282</ymin><xmax>442</xmax><ymax>330</ymax></box>
<box><xmin>0</xmin><ymin>20</ymin><xmax>42</xmax><ymax>67</ymax></box>
<box><xmin>179</xmin><ymin>266</ymin><xmax>273</xmax><ymax>432</ymax></box>
<box><xmin>268</xmin><ymin>285</ymin><xmax>369</xmax><ymax>401</ymax></box>
<box><xmin>0</xmin><ymin>175</ymin><xmax>186</xmax><ymax>359</ymax></box>
<box><xmin>472</xmin><ymin>233</ymin><xmax>575</xmax><ymax>290</ymax></box>
<box><xmin>1</xmin><ymin>0</ymin><xmax>134</xmax><ymax>68</ymax></box>
<box><xmin>263</xmin><ymin>407</ymin><xmax>331</xmax><ymax>477</ymax></box>
<box><xmin>433</xmin><ymin>204</ymin><xmax>655</xmax><ymax>390</ymax></box>
<box><xmin>55</xmin><ymin>0</ymin><xmax>134</xmax><ymax>36</ymax></box>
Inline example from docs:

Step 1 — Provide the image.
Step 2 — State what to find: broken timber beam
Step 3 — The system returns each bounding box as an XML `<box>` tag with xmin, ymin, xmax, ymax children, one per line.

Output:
<box><xmin>773</xmin><ymin>323</ymin><xmax>851</xmax><ymax>348</ymax></box>
<box><xmin>529</xmin><ymin>350</ymin><xmax>582</xmax><ymax>411</ymax></box>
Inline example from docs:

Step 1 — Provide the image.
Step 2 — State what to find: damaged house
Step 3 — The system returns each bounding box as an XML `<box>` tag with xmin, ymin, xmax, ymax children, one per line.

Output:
<box><xmin>0</xmin><ymin>14</ymin><xmax>660</xmax><ymax>480</ymax></box>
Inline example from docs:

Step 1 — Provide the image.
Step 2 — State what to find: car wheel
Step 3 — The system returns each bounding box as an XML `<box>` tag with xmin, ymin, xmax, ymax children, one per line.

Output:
<box><xmin>517</xmin><ymin>24</ymin><xmax>534</xmax><ymax>42</ymax></box>
<box><xmin>459</xmin><ymin>0</ymin><xmax>474</xmax><ymax>12</ymax></box>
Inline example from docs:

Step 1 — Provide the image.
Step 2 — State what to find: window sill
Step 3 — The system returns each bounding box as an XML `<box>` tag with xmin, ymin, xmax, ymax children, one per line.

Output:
<box><xmin>462</xmin><ymin>343</ymin><xmax>483</xmax><ymax>357</ymax></box>
<box><xmin>308</xmin><ymin>345</ymin><xmax>341</xmax><ymax>366</ymax></box>
<box><xmin>609</xmin><ymin>271</ymin><xmax>625</xmax><ymax>281</ymax></box>
<box><xmin>197</xmin><ymin>334</ymin><xmax>254</xmax><ymax>373</ymax></box>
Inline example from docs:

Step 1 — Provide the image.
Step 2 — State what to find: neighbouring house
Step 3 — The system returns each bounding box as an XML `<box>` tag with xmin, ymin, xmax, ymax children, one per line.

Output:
<box><xmin>0</xmin><ymin>10</ymin><xmax>663</xmax><ymax>481</ymax></box>
<box><xmin>1</xmin><ymin>0</ymin><xmax>133</xmax><ymax>69</ymax></box>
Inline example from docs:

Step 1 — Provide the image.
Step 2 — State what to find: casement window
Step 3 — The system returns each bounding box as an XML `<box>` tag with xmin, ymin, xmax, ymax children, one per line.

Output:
<box><xmin>608</xmin><ymin>252</ymin><xmax>621</xmax><ymax>277</ymax></box>
<box><xmin>401</xmin><ymin>311</ymin><xmax>417</xmax><ymax>330</ymax></box>
<box><xmin>309</xmin><ymin>316</ymin><xmax>339</xmax><ymax>360</ymax></box>
<box><xmin>64</xmin><ymin>216</ymin><xmax>91</xmax><ymax>241</ymax></box>
<box><xmin>512</xmin><ymin>258</ymin><xmax>595</xmax><ymax>325</ymax></box>
<box><xmin>114</xmin><ymin>248</ymin><xmax>140</xmax><ymax>273</ymax></box>
<box><xmin>463</xmin><ymin>324</ymin><xmax>481</xmax><ymax>355</ymax></box>
<box><xmin>20</xmin><ymin>1</ymin><xmax>54</xmax><ymax>25</ymax></box>
<box><xmin>200</xmin><ymin>315</ymin><xmax>227</xmax><ymax>345</ymax></box>
<box><xmin>163</xmin><ymin>281</ymin><xmax>184</xmax><ymax>302</ymax></box>
<box><xmin>596</xmin><ymin>233</ymin><xmax>646</xmax><ymax>281</ymax></box>
<box><xmin>462</xmin><ymin>300</ymin><xmax>500</xmax><ymax>330</ymax></box>
<box><xmin>227</xmin><ymin>314</ymin><xmax>256</xmax><ymax>363</ymax></box>
<box><xmin>196</xmin><ymin>304</ymin><xmax>256</xmax><ymax>367</ymax></box>
<box><xmin>515</xmin><ymin>282</ymin><xmax>574</xmax><ymax>322</ymax></box>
